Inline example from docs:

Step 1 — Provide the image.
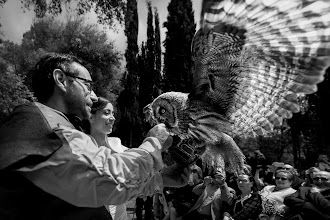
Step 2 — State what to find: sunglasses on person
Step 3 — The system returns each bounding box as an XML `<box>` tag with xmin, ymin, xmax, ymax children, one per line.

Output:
<box><xmin>313</xmin><ymin>177</ymin><xmax>329</xmax><ymax>181</ymax></box>
<box><xmin>275</xmin><ymin>177</ymin><xmax>288</xmax><ymax>181</ymax></box>
<box><xmin>279</xmin><ymin>167</ymin><xmax>292</xmax><ymax>170</ymax></box>
<box><xmin>61</xmin><ymin>70</ymin><xmax>94</xmax><ymax>93</ymax></box>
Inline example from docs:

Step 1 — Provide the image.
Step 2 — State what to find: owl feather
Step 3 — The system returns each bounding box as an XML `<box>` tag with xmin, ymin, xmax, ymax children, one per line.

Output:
<box><xmin>144</xmin><ymin>0</ymin><xmax>330</xmax><ymax>174</ymax></box>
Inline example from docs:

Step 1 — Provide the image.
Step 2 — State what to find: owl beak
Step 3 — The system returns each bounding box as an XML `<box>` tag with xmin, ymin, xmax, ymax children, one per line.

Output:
<box><xmin>143</xmin><ymin>104</ymin><xmax>153</xmax><ymax>123</ymax></box>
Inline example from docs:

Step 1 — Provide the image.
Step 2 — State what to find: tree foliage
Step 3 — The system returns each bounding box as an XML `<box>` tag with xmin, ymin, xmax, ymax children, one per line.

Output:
<box><xmin>163</xmin><ymin>0</ymin><xmax>196</xmax><ymax>92</ymax></box>
<box><xmin>0</xmin><ymin>0</ymin><xmax>125</xmax><ymax>29</ymax></box>
<box><xmin>116</xmin><ymin>0</ymin><xmax>142</xmax><ymax>148</ymax></box>
<box><xmin>145</xmin><ymin>1</ymin><xmax>155</xmax><ymax>105</ymax></box>
<box><xmin>153</xmin><ymin>8</ymin><xmax>162</xmax><ymax>98</ymax></box>
<box><xmin>0</xmin><ymin>15</ymin><xmax>123</xmax><ymax>124</ymax></box>
<box><xmin>20</xmin><ymin>15</ymin><xmax>123</xmax><ymax>103</ymax></box>
<box><xmin>0</xmin><ymin>42</ymin><xmax>34</xmax><ymax>123</ymax></box>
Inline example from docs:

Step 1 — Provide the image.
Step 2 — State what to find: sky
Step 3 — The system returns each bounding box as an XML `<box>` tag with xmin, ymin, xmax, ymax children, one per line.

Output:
<box><xmin>0</xmin><ymin>0</ymin><xmax>202</xmax><ymax>54</ymax></box>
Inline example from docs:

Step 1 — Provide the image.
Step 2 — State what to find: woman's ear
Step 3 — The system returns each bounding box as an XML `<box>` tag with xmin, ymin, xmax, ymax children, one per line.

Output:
<box><xmin>89</xmin><ymin>115</ymin><xmax>95</xmax><ymax>123</ymax></box>
<box><xmin>53</xmin><ymin>69</ymin><xmax>67</xmax><ymax>92</ymax></box>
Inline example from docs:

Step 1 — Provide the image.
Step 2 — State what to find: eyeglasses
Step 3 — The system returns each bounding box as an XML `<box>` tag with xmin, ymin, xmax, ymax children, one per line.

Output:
<box><xmin>62</xmin><ymin>70</ymin><xmax>93</xmax><ymax>93</ymax></box>
<box><xmin>313</xmin><ymin>177</ymin><xmax>329</xmax><ymax>181</ymax></box>
<box><xmin>278</xmin><ymin>167</ymin><xmax>292</xmax><ymax>170</ymax></box>
<box><xmin>237</xmin><ymin>179</ymin><xmax>249</xmax><ymax>183</ymax></box>
<box><xmin>275</xmin><ymin>177</ymin><xmax>288</xmax><ymax>181</ymax></box>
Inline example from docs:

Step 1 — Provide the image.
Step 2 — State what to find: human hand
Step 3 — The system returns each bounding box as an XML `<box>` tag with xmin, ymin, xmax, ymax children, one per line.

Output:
<box><xmin>213</xmin><ymin>171</ymin><xmax>226</xmax><ymax>186</ymax></box>
<box><xmin>310</xmin><ymin>186</ymin><xmax>322</xmax><ymax>193</ymax></box>
<box><xmin>256</xmin><ymin>167</ymin><xmax>263</xmax><ymax>173</ymax></box>
<box><xmin>161</xmin><ymin>163</ymin><xmax>191</xmax><ymax>187</ymax></box>
<box><xmin>147</xmin><ymin>123</ymin><xmax>173</xmax><ymax>151</ymax></box>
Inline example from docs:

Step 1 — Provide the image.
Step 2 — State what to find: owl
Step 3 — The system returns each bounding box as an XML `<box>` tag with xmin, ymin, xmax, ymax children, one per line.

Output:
<box><xmin>144</xmin><ymin>0</ymin><xmax>330</xmax><ymax>174</ymax></box>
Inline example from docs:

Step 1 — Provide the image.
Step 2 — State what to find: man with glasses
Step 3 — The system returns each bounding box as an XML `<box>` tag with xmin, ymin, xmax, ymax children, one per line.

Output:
<box><xmin>284</xmin><ymin>170</ymin><xmax>330</xmax><ymax>220</ymax></box>
<box><xmin>312</xmin><ymin>171</ymin><xmax>330</xmax><ymax>192</ymax></box>
<box><xmin>0</xmin><ymin>53</ymin><xmax>190</xmax><ymax>220</ymax></box>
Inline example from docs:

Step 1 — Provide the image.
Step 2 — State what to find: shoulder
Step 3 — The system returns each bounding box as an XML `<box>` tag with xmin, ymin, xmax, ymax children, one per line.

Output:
<box><xmin>35</xmin><ymin>102</ymin><xmax>74</xmax><ymax>129</ymax></box>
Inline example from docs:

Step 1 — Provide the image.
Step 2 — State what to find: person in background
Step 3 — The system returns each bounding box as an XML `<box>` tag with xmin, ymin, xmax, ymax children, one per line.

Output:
<box><xmin>222</xmin><ymin>172</ymin><xmax>262</xmax><ymax>220</ymax></box>
<box><xmin>158</xmin><ymin>163</ymin><xmax>203</xmax><ymax>220</ymax></box>
<box><xmin>301</xmin><ymin>167</ymin><xmax>320</xmax><ymax>187</ymax></box>
<box><xmin>316</xmin><ymin>154</ymin><xmax>330</xmax><ymax>172</ymax></box>
<box><xmin>259</xmin><ymin>169</ymin><xmax>296</xmax><ymax>220</ymax></box>
<box><xmin>171</xmin><ymin>169</ymin><xmax>234</xmax><ymax>220</ymax></box>
<box><xmin>262</xmin><ymin>163</ymin><xmax>304</xmax><ymax>190</ymax></box>
<box><xmin>284</xmin><ymin>171</ymin><xmax>330</xmax><ymax>220</ymax></box>
<box><xmin>0</xmin><ymin>53</ymin><xmax>190</xmax><ymax>220</ymax></box>
<box><xmin>88</xmin><ymin>96</ymin><xmax>128</xmax><ymax>220</ymax></box>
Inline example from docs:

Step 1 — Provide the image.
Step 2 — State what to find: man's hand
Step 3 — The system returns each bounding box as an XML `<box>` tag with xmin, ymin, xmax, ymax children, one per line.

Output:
<box><xmin>161</xmin><ymin>163</ymin><xmax>191</xmax><ymax>188</ymax></box>
<box><xmin>310</xmin><ymin>186</ymin><xmax>322</xmax><ymax>193</ymax></box>
<box><xmin>147</xmin><ymin>123</ymin><xmax>173</xmax><ymax>151</ymax></box>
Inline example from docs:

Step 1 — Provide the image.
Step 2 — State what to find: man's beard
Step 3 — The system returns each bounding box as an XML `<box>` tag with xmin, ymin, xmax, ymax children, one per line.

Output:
<box><xmin>65</xmin><ymin>94</ymin><xmax>89</xmax><ymax>120</ymax></box>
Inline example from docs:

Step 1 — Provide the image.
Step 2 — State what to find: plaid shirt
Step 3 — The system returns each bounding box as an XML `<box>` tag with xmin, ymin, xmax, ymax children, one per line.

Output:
<box><xmin>227</xmin><ymin>191</ymin><xmax>262</xmax><ymax>220</ymax></box>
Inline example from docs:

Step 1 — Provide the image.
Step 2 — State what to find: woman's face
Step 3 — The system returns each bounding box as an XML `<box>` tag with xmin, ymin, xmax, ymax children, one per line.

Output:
<box><xmin>275</xmin><ymin>172</ymin><xmax>292</xmax><ymax>190</ymax></box>
<box><xmin>236</xmin><ymin>174</ymin><xmax>253</xmax><ymax>192</ymax></box>
<box><xmin>90</xmin><ymin>103</ymin><xmax>115</xmax><ymax>135</ymax></box>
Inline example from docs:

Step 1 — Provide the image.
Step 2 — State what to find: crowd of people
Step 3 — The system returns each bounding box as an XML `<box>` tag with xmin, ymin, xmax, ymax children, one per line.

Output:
<box><xmin>0</xmin><ymin>53</ymin><xmax>329</xmax><ymax>220</ymax></box>
<box><xmin>154</xmin><ymin>152</ymin><xmax>330</xmax><ymax>220</ymax></box>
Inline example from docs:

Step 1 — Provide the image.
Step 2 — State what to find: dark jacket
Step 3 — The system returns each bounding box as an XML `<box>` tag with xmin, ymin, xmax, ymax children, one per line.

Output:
<box><xmin>0</xmin><ymin>103</ymin><xmax>111</xmax><ymax>220</ymax></box>
<box><xmin>284</xmin><ymin>187</ymin><xmax>330</xmax><ymax>220</ymax></box>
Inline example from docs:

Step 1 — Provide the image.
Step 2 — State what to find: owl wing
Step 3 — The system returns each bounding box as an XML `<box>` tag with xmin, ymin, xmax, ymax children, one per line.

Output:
<box><xmin>190</xmin><ymin>0</ymin><xmax>330</xmax><ymax>137</ymax></box>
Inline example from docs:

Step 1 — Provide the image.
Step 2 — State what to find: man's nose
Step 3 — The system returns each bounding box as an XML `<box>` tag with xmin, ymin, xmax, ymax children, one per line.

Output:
<box><xmin>90</xmin><ymin>91</ymin><xmax>98</xmax><ymax>102</ymax></box>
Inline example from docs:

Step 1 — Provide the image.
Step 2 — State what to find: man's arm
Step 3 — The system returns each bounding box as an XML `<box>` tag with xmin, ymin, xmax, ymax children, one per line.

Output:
<box><xmin>20</xmin><ymin>126</ymin><xmax>170</xmax><ymax>207</ymax></box>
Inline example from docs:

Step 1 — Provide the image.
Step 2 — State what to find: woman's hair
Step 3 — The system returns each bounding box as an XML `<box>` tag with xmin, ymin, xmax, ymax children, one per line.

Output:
<box><xmin>236</xmin><ymin>172</ymin><xmax>257</xmax><ymax>193</ymax></box>
<box><xmin>82</xmin><ymin>96</ymin><xmax>110</xmax><ymax>134</ymax></box>
<box><xmin>91</xmin><ymin>97</ymin><xmax>110</xmax><ymax>114</ymax></box>
<box><xmin>275</xmin><ymin>169</ymin><xmax>294</xmax><ymax>181</ymax></box>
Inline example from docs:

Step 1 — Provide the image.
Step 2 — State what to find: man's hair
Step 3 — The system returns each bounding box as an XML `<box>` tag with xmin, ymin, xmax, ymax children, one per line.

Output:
<box><xmin>32</xmin><ymin>53</ymin><xmax>84</xmax><ymax>102</ymax></box>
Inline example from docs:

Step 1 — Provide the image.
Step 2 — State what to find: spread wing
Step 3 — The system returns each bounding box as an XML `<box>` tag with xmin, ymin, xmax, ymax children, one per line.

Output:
<box><xmin>190</xmin><ymin>0</ymin><xmax>330</xmax><ymax>137</ymax></box>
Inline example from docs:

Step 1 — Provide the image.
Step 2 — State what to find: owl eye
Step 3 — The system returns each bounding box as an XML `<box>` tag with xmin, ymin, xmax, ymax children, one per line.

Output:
<box><xmin>159</xmin><ymin>107</ymin><xmax>166</xmax><ymax>115</ymax></box>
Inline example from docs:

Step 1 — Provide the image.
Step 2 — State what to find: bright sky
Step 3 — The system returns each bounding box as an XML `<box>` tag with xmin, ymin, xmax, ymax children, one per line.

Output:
<box><xmin>0</xmin><ymin>0</ymin><xmax>202</xmax><ymax>54</ymax></box>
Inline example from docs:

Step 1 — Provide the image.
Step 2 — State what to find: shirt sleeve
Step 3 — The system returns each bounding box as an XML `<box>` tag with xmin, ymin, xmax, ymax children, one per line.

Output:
<box><xmin>19</xmin><ymin>126</ymin><xmax>165</xmax><ymax>207</ymax></box>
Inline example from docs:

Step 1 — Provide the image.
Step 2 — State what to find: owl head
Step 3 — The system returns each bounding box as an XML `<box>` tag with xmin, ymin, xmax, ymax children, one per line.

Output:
<box><xmin>143</xmin><ymin>92</ymin><xmax>189</xmax><ymax>135</ymax></box>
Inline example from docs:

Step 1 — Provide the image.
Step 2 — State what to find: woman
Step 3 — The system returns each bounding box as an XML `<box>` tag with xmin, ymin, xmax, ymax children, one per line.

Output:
<box><xmin>223</xmin><ymin>173</ymin><xmax>262</xmax><ymax>220</ymax></box>
<box><xmin>259</xmin><ymin>169</ymin><xmax>296</xmax><ymax>220</ymax></box>
<box><xmin>89</xmin><ymin>97</ymin><xmax>128</xmax><ymax>220</ymax></box>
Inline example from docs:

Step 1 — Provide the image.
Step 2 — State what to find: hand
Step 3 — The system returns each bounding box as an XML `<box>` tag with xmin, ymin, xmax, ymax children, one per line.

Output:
<box><xmin>310</xmin><ymin>186</ymin><xmax>322</xmax><ymax>193</ymax></box>
<box><xmin>214</xmin><ymin>171</ymin><xmax>226</xmax><ymax>186</ymax></box>
<box><xmin>147</xmin><ymin>123</ymin><xmax>173</xmax><ymax>151</ymax></box>
<box><xmin>161</xmin><ymin>163</ymin><xmax>191</xmax><ymax>187</ymax></box>
<box><xmin>269</xmin><ymin>164</ymin><xmax>277</xmax><ymax>173</ymax></box>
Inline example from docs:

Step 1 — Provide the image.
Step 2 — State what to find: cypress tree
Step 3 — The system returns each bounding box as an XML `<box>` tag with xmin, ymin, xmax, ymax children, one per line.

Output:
<box><xmin>163</xmin><ymin>0</ymin><xmax>196</xmax><ymax>92</ymax></box>
<box><xmin>116</xmin><ymin>0</ymin><xmax>141</xmax><ymax>147</ymax></box>
<box><xmin>153</xmin><ymin>7</ymin><xmax>162</xmax><ymax>97</ymax></box>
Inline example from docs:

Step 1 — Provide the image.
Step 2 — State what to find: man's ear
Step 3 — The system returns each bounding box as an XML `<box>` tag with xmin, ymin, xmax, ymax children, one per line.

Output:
<box><xmin>53</xmin><ymin>69</ymin><xmax>67</xmax><ymax>92</ymax></box>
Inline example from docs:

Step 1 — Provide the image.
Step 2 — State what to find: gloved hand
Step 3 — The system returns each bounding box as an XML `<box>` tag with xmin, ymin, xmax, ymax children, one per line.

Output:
<box><xmin>168</xmin><ymin>137</ymin><xmax>196</xmax><ymax>168</ymax></box>
<box><xmin>147</xmin><ymin>123</ymin><xmax>173</xmax><ymax>152</ymax></box>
